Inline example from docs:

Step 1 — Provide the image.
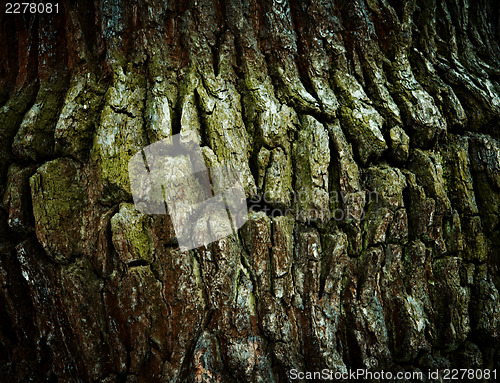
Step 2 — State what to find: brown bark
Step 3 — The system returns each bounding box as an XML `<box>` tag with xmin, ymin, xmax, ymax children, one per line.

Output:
<box><xmin>1</xmin><ymin>0</ymin><xmax>499</xmax><ymax>381</ymax></box>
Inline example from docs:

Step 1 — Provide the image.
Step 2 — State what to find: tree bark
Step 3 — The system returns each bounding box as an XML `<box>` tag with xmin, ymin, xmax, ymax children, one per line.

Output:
<box><xmin>1</xmin><ymin>0</ymin><xmax>500</xmax><ymax>381</ymax></box>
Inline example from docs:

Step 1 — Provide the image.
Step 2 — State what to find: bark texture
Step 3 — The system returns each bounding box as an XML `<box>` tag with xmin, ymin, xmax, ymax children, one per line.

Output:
<box><xmin>1</xmin><ymin>0</ymin><xmax>500</xmax><ymax>381</ymax></box>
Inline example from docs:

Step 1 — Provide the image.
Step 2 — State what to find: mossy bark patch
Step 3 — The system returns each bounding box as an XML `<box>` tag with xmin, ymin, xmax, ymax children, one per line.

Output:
<box><xmin>111</xmin><ymin>203</ymin><xmax>154</xmax><ymax>265</ymax></box>
<box><xmin>30</xmin><ymin>158</ymin><xmax>89</xmax><ymax>263</ymax></box>
<box><xmin>92</xmin><ymin>65</ymin><xmax>148</xmax><ymax>202</ymax></box>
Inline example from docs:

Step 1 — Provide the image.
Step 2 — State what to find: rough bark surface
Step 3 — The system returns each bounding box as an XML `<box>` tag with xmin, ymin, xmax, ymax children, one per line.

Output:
<box><xmin>1</xmin><ymin>0</ymin><xmax>500</xmax><ymax>381</ymax></box>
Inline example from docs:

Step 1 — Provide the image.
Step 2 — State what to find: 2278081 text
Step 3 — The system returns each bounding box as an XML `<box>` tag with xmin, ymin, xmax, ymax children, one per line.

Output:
<box><xmin>5</xmin><ymin>3</ymin><xmax>59</xmax><ymax>14</ymax></box>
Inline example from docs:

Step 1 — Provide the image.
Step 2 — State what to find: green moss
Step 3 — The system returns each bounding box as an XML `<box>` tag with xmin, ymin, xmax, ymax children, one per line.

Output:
<box><xmin>461</xmin><ymin>216</ymin><xmax>488</xmax><ymax>262</ymax></box>
<box><xmin>30</xmin><ymin>158</ymin><xmax>88</xmax><ymax>263</ymax></box>
<box><xmin>264</xmin><ymin>147</ymin><xmax>293</xmax><ymax>208</ymax></box>
<box><xmin>292</xmin><ymin>115</ymin><xmax>330</xmax><ymax>222</ymax></box>
<box><xmin>198</xmin><ymin>81</ymin><xmax>257</xmax><ymax>195</ymax></box>
<box><xmin>92</xmin><ymin>64</ymin><xmax>148</xmax><ymax>203</ymax></box>
<box><xmin>111</xmin><ymin>203</ymin><xmax>154</xmax><ymax>264</ymax></box>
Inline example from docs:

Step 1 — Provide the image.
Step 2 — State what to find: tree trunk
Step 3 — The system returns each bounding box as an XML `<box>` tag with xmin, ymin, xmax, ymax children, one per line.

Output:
<box><xmin>1</xmin><ymin>0</ymin><xmax>499</xmax><ymax>381</ymax></box>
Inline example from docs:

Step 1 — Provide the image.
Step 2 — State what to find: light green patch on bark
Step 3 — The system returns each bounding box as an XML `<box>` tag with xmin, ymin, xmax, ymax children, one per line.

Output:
<box><xmin>293</xmin><ymin>115</ymin><xmax>330</xmax><ymax>222</ymax></box>
<box><xmin>92</xmin><ymin>64</ymin><xmax>148</xmax><ymax>202</ymax></box>
<box><xmin>30</xmin><ymin>158</ymin><xmax>88</xmax><ymax>263</ymax></box>
<box><xmin>111</xmin><ymin>203</ymin><xmax>154</xmax><ymax>265</ymax></box>
<box><xmin>196</xmin><ymin>74</ymin><xmax>256</xmax><ymax>195</ymax></box>
<box><xmin>263</xmin><ymin>147</ymin><xmax>293</xmax><ymax>208</ymax></box>
<box><xmin>145</xmin><ymin>78</ymin><xmax>173</xmax><ymax>143</ymax></box>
